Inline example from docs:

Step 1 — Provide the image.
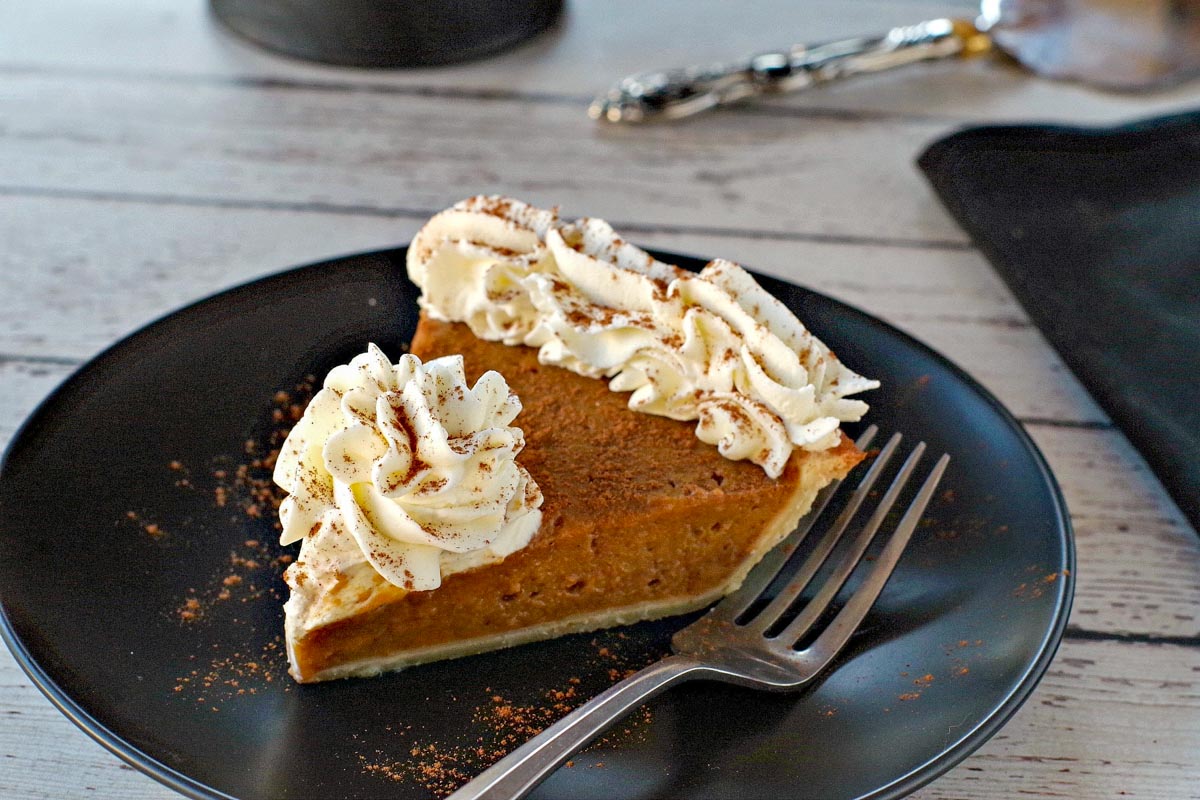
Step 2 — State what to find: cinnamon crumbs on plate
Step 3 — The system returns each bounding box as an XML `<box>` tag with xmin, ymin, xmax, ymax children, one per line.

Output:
<box><xmin>355</xmin><ymin>633</ymin><xmax>660</xmax><ymax>796</ymax></box>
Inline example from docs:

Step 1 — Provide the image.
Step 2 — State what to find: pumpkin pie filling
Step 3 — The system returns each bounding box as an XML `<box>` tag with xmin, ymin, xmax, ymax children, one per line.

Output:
<box><xmin>278</xmin><ymin>196</ymin><xmax>877</xmax><ymax>682</ymax></box>
<box><xmin>287</xmin><ymin>319</ymin><xmax>863</xmax><ymax>681</ymax></box>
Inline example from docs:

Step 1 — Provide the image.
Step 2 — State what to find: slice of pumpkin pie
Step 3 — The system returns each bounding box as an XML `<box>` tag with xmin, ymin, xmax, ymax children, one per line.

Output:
<box><xmin>274</xmin><ymin>197</ymin><xmax>878</xmax><ymax>682</ymax></box>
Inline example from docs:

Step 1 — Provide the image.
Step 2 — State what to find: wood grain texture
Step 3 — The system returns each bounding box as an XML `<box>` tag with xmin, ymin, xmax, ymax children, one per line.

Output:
<box><xmin>4</xmin><ymin>0</ymin><xmax>1200</xmax><ymax>124</ymax></box>
<box><xmin>0</xmin><ymin>197</ymin><xmax>422</xmax><ymax>361</ymax></box>
<box><xmin>0</xmin><ymin>72</ymin><xmax>970</xmax><ymax>246</ymax></box>
<box><xmin>0</xmin><ymin>360</ymin><xmax>76</xmax><ymax>445</ymax></box>
<box><xmin>0</xmin><ymin>196</ymin><xmax>1104</xmax><ymax>429</ymax></box>
<box><xmin>912</xmin><ymin>639</ymin><xmax>1200</xmax><ymax>800</ymax></box>
<box><xmin>1029</xmin><ymin>425</ymin><xmax>1200</xmax><ymax>640</ymax></box>
<box><xmin>3</xmin><ymin>1</ymin><xmax>1200</xmax><ymax>798</ymax></box>
<box><xmin>0</xmin><ymin>648</ymin><xmax>172</xmax><ymax>800</ymax></box>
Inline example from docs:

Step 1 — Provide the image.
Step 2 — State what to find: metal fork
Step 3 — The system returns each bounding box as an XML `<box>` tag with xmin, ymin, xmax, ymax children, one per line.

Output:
<box><xmin>448</xmin><ymin>427</ymin><xmax>949</xmax><ymax>800</ymax></box>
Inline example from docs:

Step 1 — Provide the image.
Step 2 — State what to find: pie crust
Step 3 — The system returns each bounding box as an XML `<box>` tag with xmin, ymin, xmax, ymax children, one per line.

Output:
<box><xmin>284</xmin><ymin>316</ymin><xmax>864</xmax><ymax>682</ymax></box>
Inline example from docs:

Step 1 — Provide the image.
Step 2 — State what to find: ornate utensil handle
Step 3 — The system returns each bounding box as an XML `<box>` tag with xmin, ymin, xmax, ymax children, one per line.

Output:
<box><xmin>589</xmin><ymin>18</ymin><xmax>990</xmax><ymax>123</ymax></box>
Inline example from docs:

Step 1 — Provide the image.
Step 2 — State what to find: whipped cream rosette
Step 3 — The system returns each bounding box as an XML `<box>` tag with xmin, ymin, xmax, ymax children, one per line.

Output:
<box><xmin>274</xmin><ymin>345</ymin><xmax>543</xmax><ymax>613</ymax></box>
<box><xmin>407</xmin><ymin>196</ymin><xmax>879</xmax><ymax>478</ymax></box>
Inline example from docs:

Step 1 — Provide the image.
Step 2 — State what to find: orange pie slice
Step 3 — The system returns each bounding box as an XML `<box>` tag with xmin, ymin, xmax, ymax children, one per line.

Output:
<box><xmin>283</xmin><ymin>316</ymin><xmax>863</xmax><ymax>682</ymax></box>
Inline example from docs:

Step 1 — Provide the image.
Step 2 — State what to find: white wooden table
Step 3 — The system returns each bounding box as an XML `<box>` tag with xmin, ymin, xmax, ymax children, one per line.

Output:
<box><xmin>2</xmin><ymin>2</ymin><xmax>1199</xmax><ymax>798</ymax></box>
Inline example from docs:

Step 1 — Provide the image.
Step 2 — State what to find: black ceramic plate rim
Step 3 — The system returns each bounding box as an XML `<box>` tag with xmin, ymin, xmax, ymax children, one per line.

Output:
<box><xmin>0</xmin><ymin>246</ymin><xmax>1075</xmax><ymax>800</ymax></box>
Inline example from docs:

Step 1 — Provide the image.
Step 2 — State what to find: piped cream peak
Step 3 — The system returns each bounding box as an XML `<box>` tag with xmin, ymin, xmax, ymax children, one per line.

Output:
<box><xmin>407</xmin><ymin>196</ymin><xmax>878</xmax><ymax>478</ymax></box>
<box><xmin>274</xmin><ymin>346</ymin><xmax>543</xmax><ymax>629</ymax></box>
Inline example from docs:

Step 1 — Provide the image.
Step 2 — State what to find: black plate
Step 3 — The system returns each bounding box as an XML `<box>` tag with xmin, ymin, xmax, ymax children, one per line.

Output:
<box><xmin>0</xmin><ymin>248</ymin><xmax>1073</xmax><ymax>800</ymax></box>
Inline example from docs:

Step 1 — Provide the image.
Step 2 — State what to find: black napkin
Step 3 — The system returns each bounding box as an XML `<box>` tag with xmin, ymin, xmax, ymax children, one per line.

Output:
<box><xmin>918</xmin><ymin>110</ymin><xmax>1200</xmax><ymax>532</ymax></box>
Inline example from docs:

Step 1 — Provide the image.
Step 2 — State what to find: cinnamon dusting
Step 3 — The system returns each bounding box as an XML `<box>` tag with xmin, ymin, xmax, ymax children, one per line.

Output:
<box><xmin>355</xmin><ymin>633</ymin><xmax>661</xmax><ymax>796</ymax></box>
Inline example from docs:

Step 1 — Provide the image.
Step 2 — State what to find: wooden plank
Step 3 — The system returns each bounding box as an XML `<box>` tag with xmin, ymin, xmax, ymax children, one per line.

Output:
<box><xmin>912</xmin><ymin>639</ymin><xmax>1200</xmax><ymax>800</ymax></box>
<box><xmin>1028</xmin><ymin>425</ymin><xmax>1200</xmax><ymax>639</ymax></box>
<box><xmin>0</xmin><ymin>197</ymin><xmax>422</xmax><ymax>362</ymax></box>
<box><xmin>0</xmin><ymin>196</ymin><xmax>1105</xmax><ymax>428</ymax></box>
<box><xmin>0</xmin><ymin>72</ymin><xmax>968</xmax><ymax>246</ymax></box>
<box><xmin>0</xmin><ymin>651</ymin><xmax>173</xmax><ymax>799</ymax></box>
<box><xmin>0</xmin><ymin>360</ymin><xmax>75</xmax><ymax>446</ymax></box>
<box><xmin>0</xmin><ymin>0</ymin><xmax>976</xmax><ymax>87</ymax></box>
<box><xmin>3</xmin><ymin>638</ymin><xmax>1196</xmax><ymax>799</ymax></box>
<box><xmin>4</xmin><ymin>0</ymin><xmax>1200</xmax><ymax>124</ymax></box>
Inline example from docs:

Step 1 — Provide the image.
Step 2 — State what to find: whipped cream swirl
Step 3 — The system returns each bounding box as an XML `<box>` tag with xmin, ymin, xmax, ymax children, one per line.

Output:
<box><xmin>274</xmin><ymin>345</ymin><xmax>543</xmax><ymax>593</ymax></box>
<box><xmin>408</xmin><ymin>196</ymin><xmax>878</xmax><ymax>478</ymax></box>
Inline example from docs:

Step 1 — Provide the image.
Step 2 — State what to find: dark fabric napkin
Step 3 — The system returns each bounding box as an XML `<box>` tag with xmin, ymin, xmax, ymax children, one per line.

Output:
<box><xmin>918</xmin><ymin>110</ymin><xmax>1200</xmax><ymax>532</ymax></box>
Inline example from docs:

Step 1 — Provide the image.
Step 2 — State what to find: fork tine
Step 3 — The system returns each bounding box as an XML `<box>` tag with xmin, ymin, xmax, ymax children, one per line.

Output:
<box><xmin>707</xmin><ymin>426</ymin><xmax>879</xmax><ymax>625</ymax></box>
<box><xmin>795</xmin><ymin>452</ymin><xmax>950</xmax><ymax>673</ymax></box>
<box><xmin>738</xmin><ymin>431</ymin><xmax>902</xmax><ymax>632</ymax></box>
<box><xmin>770</xmin><ymin>442</ymin><xmax>926</xmax><ymax>644</ymax></box>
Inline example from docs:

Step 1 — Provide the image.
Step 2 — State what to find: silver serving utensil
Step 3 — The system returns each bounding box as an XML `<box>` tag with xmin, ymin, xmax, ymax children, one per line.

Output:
<box><xmin>590</xmin><ymin>0</ymin><xmax>1200</xmax><ymax>123</ymax></box>
<box><xmin>447</xmin><ymin>428</ymin><xmax>951</xmax><ymax>800</ymax></box>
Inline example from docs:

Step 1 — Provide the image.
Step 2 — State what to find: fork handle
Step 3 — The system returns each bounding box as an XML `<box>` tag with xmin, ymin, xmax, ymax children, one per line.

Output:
<box><xmin>446</xmin><ymin>655</ymin><xmax>710</xmax><ymax>800</ymax></box>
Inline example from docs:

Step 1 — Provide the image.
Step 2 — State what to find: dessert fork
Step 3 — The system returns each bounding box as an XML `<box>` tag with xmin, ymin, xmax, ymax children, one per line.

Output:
<box><xmin>449</xmin><ymin>427</ymin><xmax>949</xmax><ymax>800</ymax></box>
